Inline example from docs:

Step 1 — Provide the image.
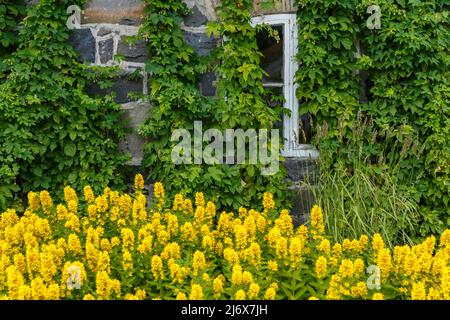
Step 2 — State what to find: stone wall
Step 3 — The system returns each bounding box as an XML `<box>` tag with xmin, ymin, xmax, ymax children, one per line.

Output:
<box><xmin>34</xmin><ymin>0</ymin><xmax>315</xmax><ymax>224</ymax></box>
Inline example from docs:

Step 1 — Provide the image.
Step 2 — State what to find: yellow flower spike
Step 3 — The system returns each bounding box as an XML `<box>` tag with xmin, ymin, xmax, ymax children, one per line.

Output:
<box><xmin>134</xmin><ymin>174</ymin><xmax>145</xmax><ymax>192</ymax></box>
<box><xmin>64</xmin><ymin>186</ymin><xmax>78</xmax><ymax>207</ymax></box>
<box><xmin>310</xmin><ymin>205</ymin><xmax>324</xmax><ymax>238</ymax></box>
<box><xmin>39</xmin><ymin>191</ymin><xmax>53</xmax><ymax>214</ymax></box>
<box><xmin>56</xmin><ymin>204</ymin><xmax>68</xmax><ymax>221</ymax></box>
<box><xmin>195</xmin><ymin>192</ymin><xmax>205</xmax><ymax>208</ymax></box>
<box><xmin>176</xmin><ymin>292</ymin><xmax>187</xmax><ymax>300</ymax></box>
<box><xmin>231</xmin><ymin>264</ymin><xmax>242</xmax><ymax>286</ymax></box>
<box><xmin>247</xmin><ymin>283</ymin><xmax>260</xmax><ymax>299</ymax></box>
<box><xmin>315</xmin><ymin>256</ymin><xmax>328</xmax><ymax>279</ymax></box>
<box><xmin>235</xmin><ymin>289</ymin><xmax>246</xmax><ymax>300</ymax></box>
<box><xmin>189</xmin><ymin>284</ymin><xmax>203</xmax><ymax>300</ymax></box>
<box><xmin>377</xmin><ymin>248</ymin><xmax>392</xmax><ymax>279</ymax></box>
<box><xmin>411</xmin><ymin>281</ymin><xmax>426</xmax><ymax>300</ymax></box>
<box><xmin>372</xmin><ymin>233</ymin><xmax>384</xmax><ymax>253</ymax></box>
<box><xmin>264</xmin><ymin>287</ymin><xmax>276</xmax><ymax>300</ymax></box>
<box><xmin>83</xmin><ymin>186</ymin><xmax>95</xmax><ymax>204</ymax></box>
<box><xmin>151</xmin><ymin>255</ymin><xmax>163</xmax><ymax>280</ymax></box>
<box><xmin>439</xmin><ymin>229</ymin><xmax>450</xmax><ymax>247</ymax></box>
<box><xmin>372</xmin><ymin>292</ymin><xmax>384</xmax><ymax>300</ymax></box>
<box><xmin>192</xmin><ymin>250</ymin><xmax>206</xmax><ymax>276</ymax></box>
<box><xmin>27</xmin><ymin>192</ymin><xmax>40</xmax><ymax>211</ymax></box>
<box><xmin>262</xmin><ymin>192</ymin><xmax>275</xmax><ymax>211</ymax></box>
<box><xmin>213</xmin><ymin>277</ymin><xmax>224</xmax><ymax>298</ymax></box>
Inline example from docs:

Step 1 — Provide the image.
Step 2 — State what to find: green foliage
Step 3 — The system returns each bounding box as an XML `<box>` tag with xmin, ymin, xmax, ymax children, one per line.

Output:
<box><xmin>358</xmin><ymin>0</ymin><xmax>450</xmax><ymax>233</ymax></box>
<box><xmin>0</xmin><ymin>0</ymin><xmax>129</xmax><ymax>210</ymax></box>
<box><xmin>139</xmin><ymin>0</ymin><xmax>288</xmax><ymax>210</ymax></box>
<box><xmin>295</xmin><ymin>0</ymin><xmax>450</xmax><ymax>238</ymax></box>
<box><xmin>0</xmin><ymin>0</ymin><xmax>25</xmax><ymax>73</ymax></box>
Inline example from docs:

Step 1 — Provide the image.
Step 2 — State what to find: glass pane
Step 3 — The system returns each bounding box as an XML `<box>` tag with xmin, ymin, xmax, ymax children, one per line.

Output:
<box><xmin>256</xmin><ymin>25</ymin><xmax>284</xmax><ymax>83</ymax></box>
<box><xmin>262</xmin><ymin>86</ymin><xmax>284</xmax><ymax>140</ymax></box>
<box><xmin>298</xmin><ymin>113</ymin><xmax>312</xmax><ymax>144</ymax></box>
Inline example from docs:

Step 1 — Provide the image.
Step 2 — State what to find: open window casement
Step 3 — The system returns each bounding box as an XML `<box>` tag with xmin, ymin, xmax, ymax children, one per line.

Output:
<box><xmin>252</xmin><ymin>14</ymin><xmax>319</xmax><ymax>159</ymax></box>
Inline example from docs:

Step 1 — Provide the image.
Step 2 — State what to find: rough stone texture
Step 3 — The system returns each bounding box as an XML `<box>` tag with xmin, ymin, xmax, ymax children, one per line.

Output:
<box><xmin>200</xmin><ymin>72</ymin><xmax>217</xmax><ymax>97</ymax></box>
<box><xmin>118</xmin><ymin>102</ymin><xmax>151</xmax><ymax>166</ymax></box>
<box><xmin>184</xmin><ymin>5</ymin><xmax>209</xmax><ymax>27</ymax></box>
<box><xmin>284</xmin><ymin>158</ymin><xmax>319</xmax><ymax>185</ymax></box>
<box><xmin>82</xmin><ymin>0</ymin><xmax>145</xmax><ymax>24</ymax></box>
<box><xmin>117</xmin><ymin>39</ymin><xmax>148</xmax><ymax>63</ymax></box>
<box><xmin>98</xmin><ymin>38</ymin><xmax>114</xmax><ymax>64</ymax></box>
<box><xmin>183</xmin><ymin>0</ymin><xmax>219</xmax><ymax>21</ymax></box>
<box><xmin>69</xmin><ymin>28</ymin><xmax>96</xmax><ymax>63</ymax></box>
<box><xmin>289</xmin><ymin>185</ymin><xmax>316</xmax><ymax>227</ymax></box>
<box><xmin>183</xmin><ymin>32</ymin><xmax>217</xmax><ymax>57</ymax></box>
<box><xmin>86</xmin><ymin>71</ymin><xmax>144</xmax><ymax>104</ymax></box>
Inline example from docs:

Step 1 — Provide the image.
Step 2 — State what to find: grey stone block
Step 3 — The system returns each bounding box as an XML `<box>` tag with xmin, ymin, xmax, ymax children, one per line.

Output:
<box><xmin>199</xmin><ymin>72</ymin><xmax>216</xmax><ymax>96</ymax></box>
<box><xmin>86</xmin><ymin>70</ymin><xmax>144</xmax><ymax>104</ymax></box>
<box><xmin>184</xmin><ymin>5</ymin><xmax>208</xmax><ymax>27</ymax></box>
<box><xmin>289</xmin><ymin>185</ymin><xmax>316</xmax><ymax>227</ymax></box>
<box><xmin>183</xmin><ymin>31</ymin><xmax>217</xmax><ymax>56</ymax></box>
<box><xmin>69</xmin><ymin>28</ymin><xmax>95</xmax><ymax>63</ymax></box>
<box><xmin>117</xmin><ymin>39</ymin><xmax>148</xmax><ymax>63</ymax></box>
<box><xmin>98</xmin><ymin>38</ymin><xmax>114</xmax><ymax>64</ymax></box>
<box><xmin>118</xmin><ymin>102</ymin><xmax>151</xmax><ymax>167</ymax></box>
<box><xmin>284</xmin><ymin>157</ymin><xmax>319</xmax><ymax>184</ymax></box>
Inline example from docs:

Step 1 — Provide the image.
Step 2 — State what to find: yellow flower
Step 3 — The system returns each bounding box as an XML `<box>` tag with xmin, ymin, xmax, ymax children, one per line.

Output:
<box><xmin>350</xmin><ymin>282</ymin><xmax>368</xmax><ymax>298</ymax></box>
<box><xmin>122</xmin><ymin>250</ymin><xmax>133</xmax><ymax>272</ymax></box>
<box><xmin>111</xmin><ymin>237</ymin><xmax>120</xmax><ymax>247</ymax></box>
<box><xmin>338</xmin><ymin>259</ymin><xmax>354</xmax><ymax>278</ymax></box>
<box><xmin>195</xmin><ymin>192</ymin><xmax>205</xmax><ymax>208</ymax></box>
<box><xmin>289</xmin><ymin>237</ymin><xmax>303</xmax><ymax>266</ymax></box>
<box><xmin>268</xmin><ymin>260</ymin><xmax>278</xmax><ymax>271</ymax></box>
<box><xmin>68</xmin><ymin>234</ymin><xmax>82</xmax><ymax>255</ymax></box>
<box><xmin>353</xmin><ymin>258</ymin><xmax>365</xmax><ymax>275</ymax></box>
<box><xmin>56</xmin><ymin>204</ymin><xmax>68</xmax><ymax>220</ymax></box>
<box><xmin>264</xmin><ymin>287</ymin><xmax>276</xmax><ymax>300</ymax></box>
<box><xmin>96</xmin><ymin>271</ymin><xmax>111</xmax><ymax>300</ymax></box>
<box><xmin>242</xmin><ymin>271</ymin><xmax>253</xmax><ymax>285</ymax></box>
<box><xmin>441</xmin><ymin>267</ymin><xmax>450</xmax><ymax>298</ymax></box>
<box><xmin>315</xmin><ymin>256</ymin><xmax>328</xmax><ymax>279</ymax></box>
<box><xmin>213</xmin><ymin>277</ymin><xmax>224</xmax><ymax>298</ymax></box>
<box><xmin>121</xmin><ymin>228</ymin><xmax>135</xmax><ymax>251</ymax></box>
<box><xmin>27</xmin><ymin>192</ymin><xmax>40</xmax><ymax>211</ymax></box>
<box><xmin>223</xmin><ymin>248</ymin><xmax>240</xmax><ymax>265</ymax></box>
<box><xmin>235</xmin><ymin>289</ymin><xmax>246</xmax><ymax>300</ymax></box>
<box><xmin>151</xmin><ymin>255</ymin><xmax>163</xmax><ymax>280</ymax></box>
<box><xmin>411</xmin><ymin>282</ymin><xmax>426</xmax><ymax>300</ymax></box>
<box><xmin>262</xmin><ymin>192</ymin><xmax>275</xmax><ymax>210</ymax></box>
<box><xmin>317</xmin><ymin>239</ymin><xmax>331</xmax><ymax>255</ymax></box>
<box><xmin>39</xmin><ymin>191</ymin><xmax>53</xmax><ymax>213</ymax></box>
<box><xmin>377</xmin><ymin>248</ymin><xmax>392</xmax><ymax>278</ymax></box>
<box><xmin>231</xmin><ymin>264</ymin><xmax>242</xmax><ymax>286</ymax></box>
<box><xmin>439</xmin><ymin>229</ymin><xmax>450</xmax><ymax>247</ymax></box>
<box><xmin>192</xmin><ymin>251</ymin><xmax>206</xmax><ymax>276</ymax></box>
<box><xmin>83</xmin><ymin>186</ymin><xmax>95</xmax><ymax>204</ymax></box>
<box><xmin>134</xmin><ymin>174</ymin><xmax>145</xmax><ymax>191</ymax></box>
<box><xmin>189</xmin><ymin>284</ymin><xmax>203</xmax><ymax>300</ymax></box>
<box><xmin>247</xmin><ymin>283</ymin><xmax>260</xmax><ymax>299</ymax></box>
<box><xmin>308</xmin><ymin>296</ymin><xmax>319</xmax><ymax>300</ymax></box>
<box><xmin>372</xmin><ymin>233</ymin><xmax>384</xmax><ymax>253</ymax></box>
<box><xmin>176</xmin><ymin>292</ymin><xmax>187</xmax><ymax>300</ymax></box>
<box><xmin>372</xmin><ymin>293</ymin><xmax>384</xmax><ymax>300</ymax></box>
<box><xmin>310</xmin><ymin>205</ymin><xmax>324</xmax><ymax>237</ymax></box>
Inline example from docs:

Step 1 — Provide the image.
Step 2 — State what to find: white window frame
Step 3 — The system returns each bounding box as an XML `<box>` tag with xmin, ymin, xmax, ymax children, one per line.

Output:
<box><xmin>252</xmin><ymin>14</ymin><xmax>319</xmax><ymax>159</ymax></box>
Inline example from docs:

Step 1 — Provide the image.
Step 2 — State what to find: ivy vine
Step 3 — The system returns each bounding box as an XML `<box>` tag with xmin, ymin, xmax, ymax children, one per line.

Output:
<box><xmin>0</xmin><ymin>0</ymin><xmax>129</xmax><ymax>209</ymax></box>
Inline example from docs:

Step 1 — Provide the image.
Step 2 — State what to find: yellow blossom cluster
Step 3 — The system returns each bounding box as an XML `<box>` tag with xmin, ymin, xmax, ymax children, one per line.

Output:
<box><xmin>0</xmin><ymin>176</ymin><xmax>449</xmax><ymax>300</ymax></box>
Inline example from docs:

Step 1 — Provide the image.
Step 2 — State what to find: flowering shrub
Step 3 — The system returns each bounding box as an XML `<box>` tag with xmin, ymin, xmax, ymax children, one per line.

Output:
<box><xmin>0</xmin><ymin>175</ymin><xmax>449</xmax><ymax>300</ymax></box>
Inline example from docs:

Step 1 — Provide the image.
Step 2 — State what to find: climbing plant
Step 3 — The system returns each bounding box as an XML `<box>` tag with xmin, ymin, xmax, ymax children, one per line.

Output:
<box><xmin>139</xmin><ymin>0</ymin><xmax>288</xmax><ymax>210</ymax></box>
<box><xmin>295</xmin><ymin>0</ymin><xmax>450</xmax><ymax>237</ymax></box>
<box><xmin>0</xmin><ymin>0</ymin><xmax>129</xmax><ymax>210</ymax></box>
<box><xmin>0</xmin><ymin>0</ymin><xmax>25</xmax><ymax>75</ymax></box>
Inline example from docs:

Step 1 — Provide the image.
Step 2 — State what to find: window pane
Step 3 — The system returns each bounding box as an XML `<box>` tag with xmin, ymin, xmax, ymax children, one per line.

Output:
<box><xmin>262</xmin><ymin>86</ymin><xmax>284</xmax><ymax>139</ymax></box>
<box><xmin>298</xmin><ymin>113</ymin><xmax>312</xmax><ymax>144</ymax></box>
<box><xmin>256</xmin><ymin>25</ymin><xmax>284</xmax><ymax>83</ymax></box>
